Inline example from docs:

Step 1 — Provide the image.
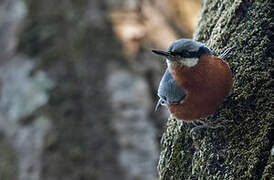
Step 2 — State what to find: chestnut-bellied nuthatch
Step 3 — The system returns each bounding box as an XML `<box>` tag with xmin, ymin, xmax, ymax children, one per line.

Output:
<box><xmin>153</xmin><ymin>39</ymin><xmax>233</xmax><ymax>121</ymax></box>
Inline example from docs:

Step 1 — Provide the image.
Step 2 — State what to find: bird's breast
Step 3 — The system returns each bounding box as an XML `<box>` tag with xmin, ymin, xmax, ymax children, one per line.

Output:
<box><xmin>168</xmin><ymin>55</ymin><xmax>233</xmax><ymax>120</ymax></box>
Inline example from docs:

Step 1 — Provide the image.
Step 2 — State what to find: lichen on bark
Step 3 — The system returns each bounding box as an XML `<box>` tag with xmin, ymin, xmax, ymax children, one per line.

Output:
<box><xmin>158</xmin><ymin>0</ymin><xmax>274</xmax><ymax>179</ymax></box>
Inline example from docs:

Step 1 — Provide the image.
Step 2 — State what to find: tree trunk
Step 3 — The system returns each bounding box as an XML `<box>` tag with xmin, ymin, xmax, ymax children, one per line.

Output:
<box><xmin>158</xmin><ymin>0</ymin><xmax>274</xmax><ymax>179</ymax></box>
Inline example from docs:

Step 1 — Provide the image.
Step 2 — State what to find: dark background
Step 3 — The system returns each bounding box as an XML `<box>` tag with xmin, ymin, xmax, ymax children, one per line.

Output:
<box><xmin>0</xmin><ymin>0</ymin><xmax>202</xmax><ymax>180</ymax></box>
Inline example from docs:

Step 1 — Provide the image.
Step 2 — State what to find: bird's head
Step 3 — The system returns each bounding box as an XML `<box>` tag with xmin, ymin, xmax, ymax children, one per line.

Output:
<box><xmin>152</xmin><ymin>39</ymin><xmax>214</xmax><ymax>67</ymax></box>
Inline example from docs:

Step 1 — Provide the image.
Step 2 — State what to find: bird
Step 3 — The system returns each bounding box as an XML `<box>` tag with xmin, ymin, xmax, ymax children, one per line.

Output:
<box><xmin>153</xmin><ymin>39</ymin><xmax>233</xmax><ymax>121</ymax></box>
<box><xmin>155</xmin><ymin>69</ymin><xmax>186</xmax><ymax>111</ymax></box>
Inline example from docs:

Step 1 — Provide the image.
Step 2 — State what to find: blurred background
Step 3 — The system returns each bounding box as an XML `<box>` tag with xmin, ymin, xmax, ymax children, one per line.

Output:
<box><xmin>0</xmin><ymin>0</ymin><xmax>202</xmax><ymax>179</ymax></box>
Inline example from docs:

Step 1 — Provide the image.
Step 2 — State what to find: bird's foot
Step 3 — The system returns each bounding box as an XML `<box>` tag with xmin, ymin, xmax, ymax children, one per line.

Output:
<box><xmin>190</xmin><ymin>122</ymin><xmax>224</xmax><ymax>139</ymax></box>
<box><xmin>190</xmin><ymin>124</ymin><xmax>208</xmax><ymax>139</ymax></box>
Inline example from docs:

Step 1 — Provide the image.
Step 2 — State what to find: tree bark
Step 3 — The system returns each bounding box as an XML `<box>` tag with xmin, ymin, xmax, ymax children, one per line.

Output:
<box><xmin>158</xmin><ymin>0</ymin><xmax>274</xmax><ymax>179</ymax></box>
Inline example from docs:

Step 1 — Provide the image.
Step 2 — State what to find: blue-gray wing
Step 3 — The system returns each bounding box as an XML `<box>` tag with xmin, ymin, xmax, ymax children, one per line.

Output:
<box><xmin>155</xmin><ymin>69</ymin><xmax>186</xmax><ymax>111</ymax></box>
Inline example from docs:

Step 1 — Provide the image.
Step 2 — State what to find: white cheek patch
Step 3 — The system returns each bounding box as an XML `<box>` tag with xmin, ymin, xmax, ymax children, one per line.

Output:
<box><xmin>167</xmin><ymin>58</ymin><xmax>199</xmax><ymax>68</ymax></box>
<box><xmin>166</xmin><ymin>59</ymin><xmax>173</xmax><ymax>72</ymax></box>
<box><xmin>166</xmin><ymin>59</ymin><xmax>170</xmax><ymax>67</ymax></box>
<box><xmin>181</xmin><ymin>58</ymin><xmax>199</xmax><ymax>67</ymax></box>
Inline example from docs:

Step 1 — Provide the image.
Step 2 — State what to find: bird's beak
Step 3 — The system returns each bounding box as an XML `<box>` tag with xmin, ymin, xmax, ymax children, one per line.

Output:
<box><xmin>152</xmin><ymin>50</ymin><xmax>171</xmax><ymax>58</ymax></box>
<box><xmin>152</xmin><ymin>49</ymin><xmax>178</xmax><ymax>62</ymax></box>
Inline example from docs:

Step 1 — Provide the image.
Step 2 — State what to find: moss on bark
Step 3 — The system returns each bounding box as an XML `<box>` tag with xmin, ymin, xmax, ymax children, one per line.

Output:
<box><xmin>158</xmin><ymin>0</ymin><xmax>274</xmax><ymax>179</ymax></box>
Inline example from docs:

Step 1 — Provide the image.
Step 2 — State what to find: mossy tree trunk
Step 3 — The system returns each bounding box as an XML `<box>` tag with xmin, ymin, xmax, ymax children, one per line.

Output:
<box><xmin>158</xmin><ymin>0</ymin><xmax>273</xmax><ymax>179</ymax></box>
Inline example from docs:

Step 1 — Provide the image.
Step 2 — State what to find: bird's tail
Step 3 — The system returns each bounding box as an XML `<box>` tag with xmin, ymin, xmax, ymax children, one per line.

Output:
<box><xmin>219</xmin><ymin>46</ymin><xmax>236</xmax><ymax>59</ymax></box>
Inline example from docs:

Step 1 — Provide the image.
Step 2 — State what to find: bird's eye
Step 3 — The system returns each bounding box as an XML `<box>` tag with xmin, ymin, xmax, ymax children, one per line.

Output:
<box><xmin>169</xmin><ymin>51</ymin><xmax>177</xmax><ymax>56</ymax></box>
<box><xmin>161</xmin><ymin>100</ymin><xmax>167</xmax><ymax>106</ymax></box>
<box><xmin>183</xmin><ymin>51</ymin><xmax>190</xmax><ymax>56</ymax></box>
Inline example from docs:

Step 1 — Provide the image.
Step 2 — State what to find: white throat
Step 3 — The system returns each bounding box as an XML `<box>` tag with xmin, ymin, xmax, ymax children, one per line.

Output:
<box><xmin>166</xmin><ymin>58</ymin><xmax>199</xmax><ymax>68</ymax></box>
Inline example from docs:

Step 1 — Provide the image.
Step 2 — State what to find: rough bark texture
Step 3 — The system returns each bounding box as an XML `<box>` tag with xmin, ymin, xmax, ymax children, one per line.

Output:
<box><xmin>158</xmin><ymin>0</ymin><xmax>274</xmax><ymax>179</ymax></box>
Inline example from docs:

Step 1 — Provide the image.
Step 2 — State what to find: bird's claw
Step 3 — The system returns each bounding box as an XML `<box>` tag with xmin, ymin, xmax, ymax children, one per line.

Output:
<box><xmin>190</xmin><ymin>125</ymin><xmax>207</xmax><ymax>139</ymax></box>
